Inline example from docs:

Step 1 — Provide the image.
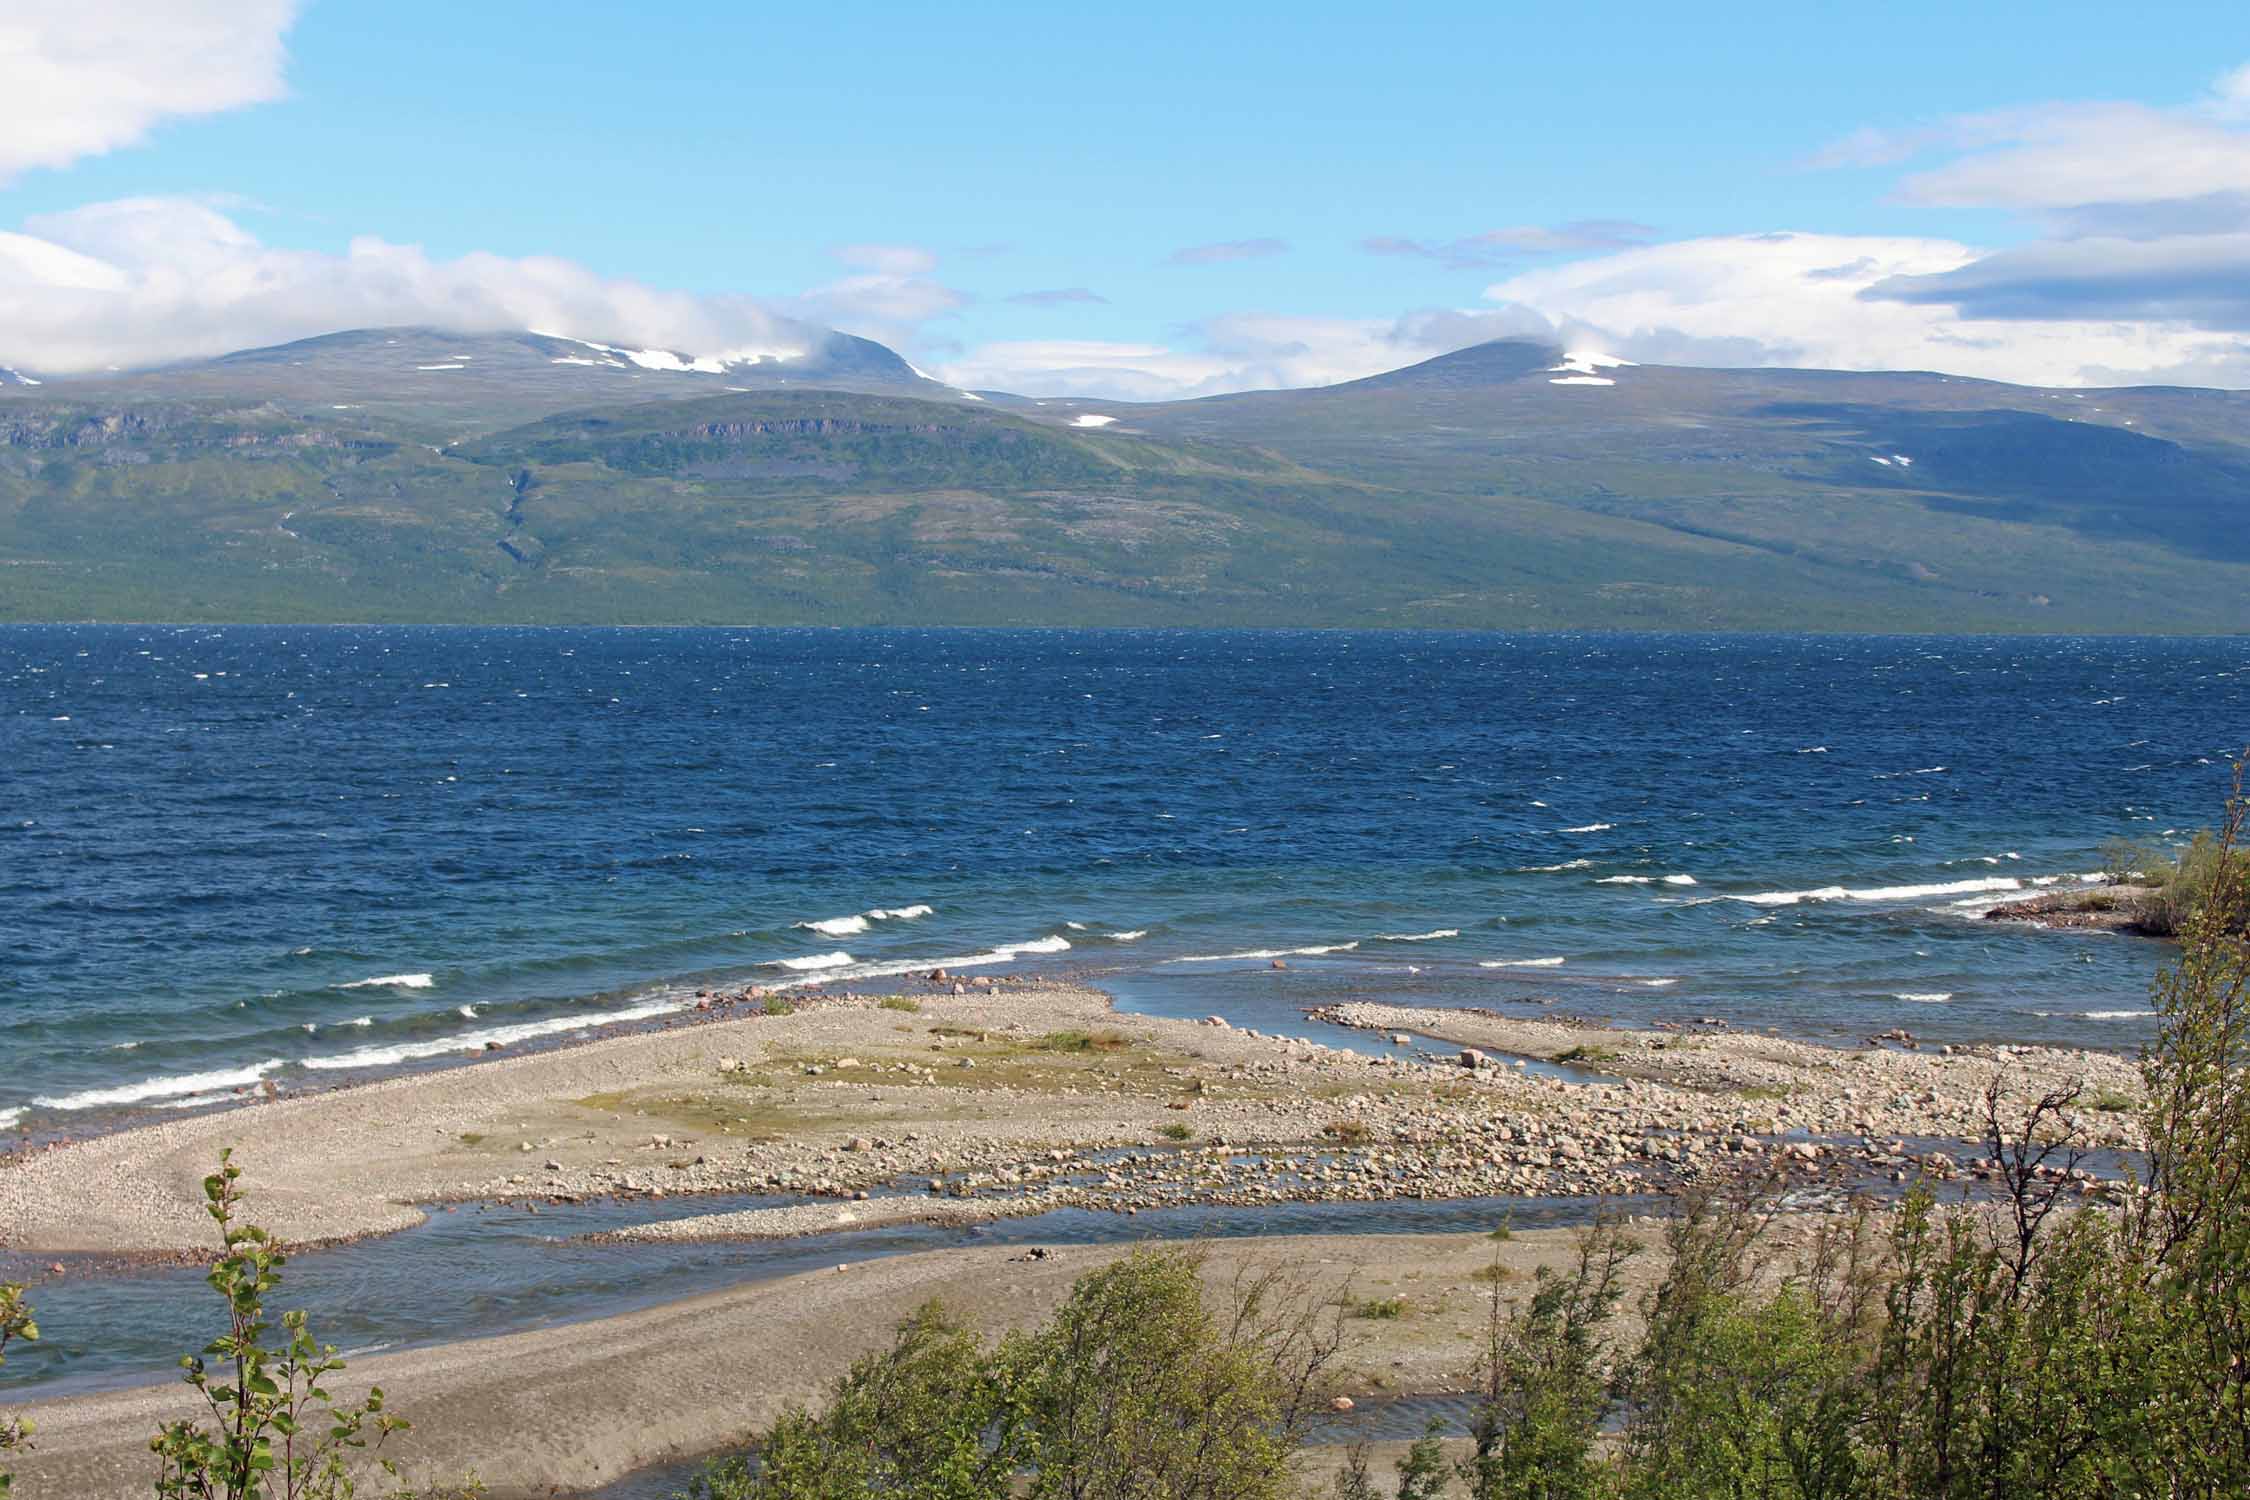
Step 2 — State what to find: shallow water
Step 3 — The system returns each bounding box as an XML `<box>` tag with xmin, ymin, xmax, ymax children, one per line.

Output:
<box><xmin>0</xmin><ymin>1190</ymin><xmax>1627</xmax><ymax>1397</ymax></box>
<box><xmin>5</xmin><ymin>627</ymin><xmax>2239</xmax><ymax>1136</ymax></box>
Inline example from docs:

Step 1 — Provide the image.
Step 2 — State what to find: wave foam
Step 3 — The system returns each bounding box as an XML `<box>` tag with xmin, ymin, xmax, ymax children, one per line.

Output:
<box><xmin>1731</xmin><ymin>876</ymin><xmax>2026</xmax><ymax>907</ymax></box>
<box><xmin>800</xmin><ymin>903</ymin><xmax>935</xmax><ymax>938</ymax></box>
<box><xmin>1662</xmin><ymin>874</ymin><xmax>1698</xmax><ymax>886</ymax></box>
<box><xmin>1167</xmin><ymin>942</ymin><xmax>1359</xmax><ymax>963</ymax></box>
<box><xmin>1480</xmin><ymin>957</ymin><xmax>1565</xmax><ymax>968</ymax></box>
<box><xmin>304</xmin><ymin>998</ymin><xmax>682</xmax><ymax>1071</ymax></box>
<box><xmin>1894</xmin><ymin>992</ymin><xmax>1953</xmax><ymax>1003</ymax></box>
<box><xmin>1560</xmin><ymin>823</ymin><xmax>1614</xmax><ymax>833</ymax></box>
<box><xmin>1108</xmin><ymin>929</ymin><xmax>1148</xmax><ymax>941</ymax></box>
<box><xmin>775</xmin><ymin>951</ymin><xmax>855</xmax><ymax>972</ymax></box>
<box><xmin>339</xmin><ymin>972</ymin><xmax>434</xmax><ymax>990</ymax></box>
<box><xmin>777</xmin><ymin>935</ymin><xmax>1074</xmax><ymax>988</ymax></box>
<box><xmin>1595</xmin><ymin>875</ymin><xmax>1652</xmax><ymax>885</ymax></box>
<box><xmin>1374</xmin><ymin>929</ymin><xmax>1458</xmax><ymax>942</ymax></box>
<box><xmin>0</xmin><ymin>1107</ymin><xmax>21</xmax><ymax>1131</ymax></box>
<box><xmin>1518</xmin><ymin>859</ymin><xmax>1593</xmax><ymax>873</ymax></box>
<box><xmin>35</xmin><ymin>1059</ymin><xmax>286</xmax><ymax>1111</ymax></box>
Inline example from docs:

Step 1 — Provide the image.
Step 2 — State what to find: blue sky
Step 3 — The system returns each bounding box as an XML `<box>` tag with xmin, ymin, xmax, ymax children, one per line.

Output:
<box><xmin>3</xmin><ymin>1</ymin><xmax>2248</xmax><ymax>394</ymax></box>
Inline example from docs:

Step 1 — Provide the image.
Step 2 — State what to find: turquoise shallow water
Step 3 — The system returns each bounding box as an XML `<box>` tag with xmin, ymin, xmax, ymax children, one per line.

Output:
<box><xmin>5</xmin><ymin>627</ymin><xmax>2244</xmax><ymax>1134</ymax></box>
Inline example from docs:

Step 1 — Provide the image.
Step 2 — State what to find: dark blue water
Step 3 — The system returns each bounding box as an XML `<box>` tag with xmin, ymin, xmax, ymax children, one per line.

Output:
<box><xmin>5</xmin><ymin>627</ymin><xmax>2244</xmax><ymax>1131</ymax></box>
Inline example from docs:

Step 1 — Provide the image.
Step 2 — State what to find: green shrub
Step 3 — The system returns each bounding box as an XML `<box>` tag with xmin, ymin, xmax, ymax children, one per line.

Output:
<box><xmin>0</xmin><ymin>1283</ymin><xmax>34</xmax><ymax>1497</ymax></box>
<box><xmin>1035</xmin><ymin>1029</ymin><xmax>1129</xmax><ymax>1053</ymax></box>
<box><xmin>1349</xmin><ymin>1297</ymin><xmax>1408</xmax><ymax>1321</ymax></box>
<box><xmin>762</xmin><ymin>997</ymin><xmax>796</xmax><ymax>1017</ymax></box>
<box><xmin>148</xmin><ymin>1151</ymin><xmax>422</xmax><ymax>1500</ymax></box>
<box><xmin>878</xmin><ymin>997</ymin><xmax>920</xmax><ymax>1013</ymax></box>
<box><xmin>1157</xmin><ymin>1123</ymin><xmax>1194</xmax><ymax>1142</ymax></box>
<box><xmin>700</xmin><ymin>1248</ymin><xmax>1342</xmax><ymax>1500</ymax></box>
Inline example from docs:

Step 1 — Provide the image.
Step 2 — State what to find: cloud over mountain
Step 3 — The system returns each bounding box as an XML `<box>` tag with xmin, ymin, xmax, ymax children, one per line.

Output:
<box><xmin>0</xmin><ymin>198</ymin><xmax>817</xmax><ymax>374</ymax></box>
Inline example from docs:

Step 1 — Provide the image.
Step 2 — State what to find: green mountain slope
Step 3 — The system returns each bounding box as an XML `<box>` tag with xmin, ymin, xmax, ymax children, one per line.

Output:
<box><xmin>1</xmin><ymin>331</ymin><xmax>2245</xmax><ymax>630</ymax></box>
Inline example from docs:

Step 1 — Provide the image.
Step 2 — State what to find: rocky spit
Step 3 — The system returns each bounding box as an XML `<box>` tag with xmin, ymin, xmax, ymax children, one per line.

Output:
<box><xmin>0</xmin><ymin>984</ymin><xmax>2148</xmax><ymax>1258</ymax></box>
<box><xmin>499</xmin><ymin>996</ymin><xmax>2148</xmax><ymax>1242</ymax></box>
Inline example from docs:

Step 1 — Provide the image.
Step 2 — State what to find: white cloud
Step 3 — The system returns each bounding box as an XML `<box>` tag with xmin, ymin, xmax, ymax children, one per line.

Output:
<box><xmin>1897</xmin><ymin>103</ymin><xmax>2250</xmax><ymax>219</ymax></box>
<box><xmin>0</xmin><ymin>197</ymin><xmax>817</xmax><ymax>373</ymax></box>
<box><xmin>2218</xmin><ymin>62</ymin><xmax>2250</xmax><ymax>121</ymax></box>
<box><xmin>0</xmin><ymin>1</ymin><xmax>299</xmax><ymax>180</ymax></box>
<box><xmin>935</xmin><ymin>307</ymin><xmax>1558</xmax><ymax>400</ymax></box>
<box><xmin>1482</xmin><ymin>232</ymin><xmax>2250</xmax><ymax>387</ymax></box>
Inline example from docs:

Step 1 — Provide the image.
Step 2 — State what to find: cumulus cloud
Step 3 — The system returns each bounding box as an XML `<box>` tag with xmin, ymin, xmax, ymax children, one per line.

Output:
<box><xmin>1166</xmin><ymin>238</ymin><xmax>1289</xmax><ymax>265</ymax></box>
<box><xmin>1363</xmin><ymin>220</ymin><xmax>1654</xmax><ymax>267</ymax></box>
<box><xmin>1780</xmin><ymin>62</ymin><xmax>2250</xmax><ymax>360</ymax></box>
<box><xmin>934</xmin><ymin>306</ymin><xmax>1558</xmax><ymax>400</ymax></box>
<box><xmin>1481</xmin><ymin>232</ymin><xmax>2250</xmax><ymax>386</ymax></box>
<box><xmin>0</xmin><ymin>1</ymin><xmax>298</xmax><ymax>180</ymax></box>
<box><xmin>0</xmin><ymin>197</ymin><xmax>818</xmax><ymax>373</ymax></box>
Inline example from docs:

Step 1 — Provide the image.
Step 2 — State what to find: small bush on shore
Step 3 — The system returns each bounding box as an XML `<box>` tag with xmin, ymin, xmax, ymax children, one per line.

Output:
<box><xmin>0</xmin><ymin>1282</ymin><xmax>35</xmax><ymax>1496</ymax></box>
<box><xmin>878</xmin><ymin>997</ymin><xmax>919</xmax><ymax>1013</ymax></box>
<box><xmin>150</xmin><ymin>1150</ymin><xmax>415</xmax><ymax>1500</ymax></box>
<box><xmin>696</xmin><ymin>1247</ymin><xmax>1343</xmax><ymax>1500</ymax></box>
<box><xmin>762</xmin><ymin>997</ymin><xmax>796</xmax><ymax>1017</ymax></box>
<box><xmin>2103</xmin><ymin>826</ymin><xmax>2248</xmax><ymax>935</ymax></box>
<box><xmin>1157</xmin><ymin>1122</ymin><xmax>1194</xmax><ymax>1141</ymax></box>
<box><xmin>1348</xmin><ymin>1296</ymin><xmax>1409</xmax><ymax>1321</ymax></box>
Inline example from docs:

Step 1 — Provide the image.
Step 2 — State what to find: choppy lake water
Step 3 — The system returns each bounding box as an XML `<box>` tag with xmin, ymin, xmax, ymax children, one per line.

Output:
<box><xmin>5</xmin><ymin>626</ymin><xmax>2243</xmax><ymax>1132</ymax></box>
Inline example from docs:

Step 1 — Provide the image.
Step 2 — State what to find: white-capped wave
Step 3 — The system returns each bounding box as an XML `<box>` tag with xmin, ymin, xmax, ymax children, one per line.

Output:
<box><xmin>1662</xmin><ymin>874</ymin><xmax>1698</xmax><ymax>886</ymax></box>
<box><xmin>1595</xmin><ymin>875</ymin><xmax>1652</xmax><ymax>885</ymax></box>
<box><xmin>1894</xmin><ymin>992</ymin><xmax>1953</xmax><ymax>1003</ymax></box>
<box><xmin>2079</xmin><ymin>1010</ymin><xmax>2150</xmax><ymax>1021</ymax></box>
<box><xmin>0</xmin><ymin>1107</ymin><xmax>22</xmax><ymax>1131</ymax></box>
<box><xmin>35</xmin><ymin>1059</ymin><xmax>286</xmax><ymax>1111</ymax></box>
<box><xmin>1108</xmin><ymin>929</ymin><xmax>1148</xmax><ymax>941</ymax></box>
<box><xmin>1731</xmin><ymin>876</ymin><xmax>2026</xmax><ymax>907</ymax></box>
<box><xmin>340</xmin><ymin>972</ymin><xmax>434</xmax><ymax>990</ymax></box>
<box><xmin>1518</xmin><ymin>859</ymin><xmax>1593</xmax><ymax>873</ymax></box>
<box><xmin>457</xmin><ymin>1004</ymin><xmax>479</xmax><ymax>1019</ymax></box>
<box><xmin>774</xmin><ymin>934</ymin><xmax>1074</xmax><ymax>987</ymax></box>
<box><xmin>1560</xmin><ymin>823</ymin><xmax>1614</xmax><ymax>833</ymax></box>
<box><xmin>800</xmin><ymin>904</ymin><xmax>933</xmax><ymax>938</ymax></box>
<box><xmin>303</xmin><ymin>997</ymin><xmax>682</xmax><ymax>1071</ymax></box>
<box><xmin>349</xmin><ymin>1015</ymin><xmax>374</xmax><ymax>1027</ymax></box>
<box><xmin>1166</xmin><ymin>942</ymin><xmax>1359</xmax><ymax>963</ymax></box>
<box><xmin>1375</xmin><ymin>929</ymin><xmax>1458</xmax><ymax>942</ymax></box>
<box><xmin>775</xmin><ymin>951</ymin><xmax>855</xmax><ymax>972</ymax></box>
<box><xmin>1635</xmin><ymin>978</ymin><xmax>1679</xmax><ymax>988</ymax></box>
<box><xmin>1480</xmin><ymin>957</ymin><xmax>1566</xmax><ymax>968</ymax></box>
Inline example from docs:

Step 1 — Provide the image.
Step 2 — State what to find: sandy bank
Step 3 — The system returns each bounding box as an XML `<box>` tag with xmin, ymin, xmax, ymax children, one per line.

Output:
<box><xmin>6</xmin><ymin>1225</ymin><xmax>1651</xmax><ymax>1500</ymax></box>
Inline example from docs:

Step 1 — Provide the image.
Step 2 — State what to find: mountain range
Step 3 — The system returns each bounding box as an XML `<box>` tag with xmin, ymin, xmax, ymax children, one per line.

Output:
<box><xmin>2</xmin><ymin>325</ymin><xmax>2245</xmax><ymax>631</ymax></box>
